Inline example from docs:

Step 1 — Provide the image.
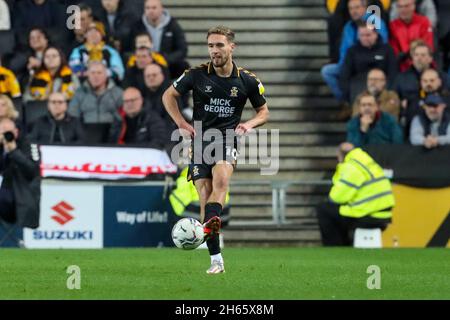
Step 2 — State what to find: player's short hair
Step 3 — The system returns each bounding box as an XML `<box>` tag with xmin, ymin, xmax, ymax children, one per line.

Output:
<box><xmin>207</xmin><ymin>26</ymin><xmax>235</xmax><ymax>43</ymax></box>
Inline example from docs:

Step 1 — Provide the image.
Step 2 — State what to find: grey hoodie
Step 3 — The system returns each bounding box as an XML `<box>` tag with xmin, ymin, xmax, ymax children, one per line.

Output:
<box><xmin>141</xmin><ymin>9</ymin><xmax>171</xmax><ymax>52</ymax></box>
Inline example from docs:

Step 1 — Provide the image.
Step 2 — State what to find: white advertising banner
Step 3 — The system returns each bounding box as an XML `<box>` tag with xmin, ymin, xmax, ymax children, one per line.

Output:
<box><xmin>40</xmin><ymin>145</ymin><xmax>177</xmax><ymax>180</ymax></box>
<box><xmin>24</xmin><ymin>181</ymin><xmax>103</xmax><ymax>248</ymax></box>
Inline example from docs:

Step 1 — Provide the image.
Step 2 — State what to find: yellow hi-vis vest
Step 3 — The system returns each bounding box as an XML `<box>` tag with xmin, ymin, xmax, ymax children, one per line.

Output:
<box><xmin>169</xmin><ymin>167</ymin><xmax>230</xmax><ymax>216</ymax></box>
<box><xmin>329</xmin><ymin>148</ymin><xmax>394</xmax><ymax>219</ymax></box>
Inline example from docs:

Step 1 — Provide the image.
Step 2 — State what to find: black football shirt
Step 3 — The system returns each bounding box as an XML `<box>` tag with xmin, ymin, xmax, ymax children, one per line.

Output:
<box><xmin>172</xmin><ymin>61</ymin><xmax>267</xmax><ymax>133</ymax></box>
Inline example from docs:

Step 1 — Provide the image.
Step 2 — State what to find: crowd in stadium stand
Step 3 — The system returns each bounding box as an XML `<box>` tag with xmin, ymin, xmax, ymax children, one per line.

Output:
<box><xmin>0</xmin><ymin>0</ymin><xmax>449</xmax><ymax>152</ymax></box>
<box><xmin>325</xmin><ymin>0</ymin><xmax>450</xmax><ymax>148</ymax></box>
<box><xmin>0</xmin><ymin>0</ymin><xmax>187</xmax><ymax>151</ymax></box>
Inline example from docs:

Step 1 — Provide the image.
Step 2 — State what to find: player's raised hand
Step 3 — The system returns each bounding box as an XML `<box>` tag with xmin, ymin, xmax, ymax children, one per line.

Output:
<box><xmin>179</xmin><ymin>121</ymin><xmax>196</xmax><ymax>138</ymax></box>
<box><xmin>235</xmin><ymin>123</ymin><xmax>252</xmax><ymax>136</ymax></box>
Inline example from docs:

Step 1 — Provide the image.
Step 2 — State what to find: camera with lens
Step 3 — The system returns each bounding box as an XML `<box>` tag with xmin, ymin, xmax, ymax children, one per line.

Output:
<box><xmin>3</xmin><ymin>131</ymin><xmax>15</xmax><ymax>143</ymax></box>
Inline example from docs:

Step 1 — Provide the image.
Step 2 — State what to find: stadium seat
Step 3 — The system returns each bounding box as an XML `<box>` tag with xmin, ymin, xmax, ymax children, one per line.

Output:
<box><xmin>0</xmin><ymin>30</ymin><xmax>16</xmax><ymax>58</ymax></box>
<box><xmin>82</xmin><ymin>123</ymin><xmax>111</xmax><ymax>145</ymax></box>
<box><xmin>24</xmin><ymin>101</ymin><xmax>48</xmax><ymax>132</ymax></box>
<box><xmin>353</xmin><ymin>228</ymin><xmax>382</xmax><ymax>248</ymax></box>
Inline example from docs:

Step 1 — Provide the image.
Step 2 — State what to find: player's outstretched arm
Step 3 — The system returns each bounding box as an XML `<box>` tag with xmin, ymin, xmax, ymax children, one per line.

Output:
<box><xmin>235</xmin><ymin>104</ymin><xmax>269</xmax><ymax>135</ymax></box>
<box><xmin>162</xmin><ymin>86</ymin><xmax>196</xmax><ymax>137</ymax></box>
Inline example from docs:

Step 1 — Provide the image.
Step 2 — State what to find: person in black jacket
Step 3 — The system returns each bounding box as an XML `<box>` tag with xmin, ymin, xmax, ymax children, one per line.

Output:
<box><xmin>0</xmin><ymin>118</ymin><xmax>40</xmax><ymax>229</ymax></box>
<box><xmin>394</xmin><ymin>41</ymin><xmax>448</xmax><ymax>113</ymax></box>
<box><xmin>132</xmin><ymin>0</ymin><xmax>188</xmax><ymax>78</ymax></box>
<box><xmin>326</xmin><ymin>0</ymin><xmax>390</xmax><ymax>62</ymax></box>
<box><xmin>339</xmin><ymin>21</ymin><xmax>397</xmax><ymax>104</ymax></box>
<box><xmin>94</xmin><ymin>0</ymin><xmax>138</xmax><ymax>52</ymax></box>
<box><xmin>11</xmin><ymin>0</ymin><xmax>66</xmax><ymax>33</ymax></box>
<box><xmin>142</xmin><ymin>63</ymin><xmax>179</xmax><ymax>145</ymax></box>
<box><xmin>28</xmin><ymin>92</ymin><xmax>84</xmax><ymax>144</ymax></box>
<box><xmin>109</xmin><ymin>87</ymin><xmax>167</xmax><ymax>149</ymax></box>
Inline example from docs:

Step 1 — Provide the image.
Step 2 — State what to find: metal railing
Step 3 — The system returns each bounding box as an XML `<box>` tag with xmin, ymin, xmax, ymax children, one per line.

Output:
<box><xmin>230</xmin><ymin>180</ymin><xmax>332</xmax><ymax>225</ymax></box>
<box><xmin>43</xmin><ymin>178</ymin><xmax>332</xmax><ymax>226</ymax></box>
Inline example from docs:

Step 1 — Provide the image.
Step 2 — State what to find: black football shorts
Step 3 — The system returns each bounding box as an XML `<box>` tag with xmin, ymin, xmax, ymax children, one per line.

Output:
<box><xmin>187</xmin><ymin>137</ymin><xmax>239</xmax><ymax>182</ymax></box>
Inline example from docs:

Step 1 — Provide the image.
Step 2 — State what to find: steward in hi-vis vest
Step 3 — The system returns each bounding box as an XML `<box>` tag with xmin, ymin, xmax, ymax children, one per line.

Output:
<box><xmin>330</xmin><ymin>147</ymin><xmax>394</xmax><ymax>221</ymax></box>
<box><xmin>317</xmin><ymin>143</ymin><xmax>393</xmax><ymax>246</ymax></box>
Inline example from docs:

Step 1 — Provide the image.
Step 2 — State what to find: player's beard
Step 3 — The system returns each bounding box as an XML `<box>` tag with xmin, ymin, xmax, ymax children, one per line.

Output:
<box><xmin>211</xmin><ymin>54</ymin><xmax>229</xmax><ymax>68</ymax></box>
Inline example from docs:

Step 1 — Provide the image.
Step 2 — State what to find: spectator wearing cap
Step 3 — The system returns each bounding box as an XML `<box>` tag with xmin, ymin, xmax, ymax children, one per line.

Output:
<box><xmin>347</xmin><ymin>91</ymin><xmax>404</xmax><ymax>147</ymax></box>
<box><xmin>410</xmin><ymin>94</ymin><xmax>450</xmax><ymax>147</ymax></box>
<box><xmin>389</xmin><ymin>0</ymin><xmax>434</xmax><ymax>72</ymax></box>
<box><xmin>402</xmin><ymin>68</ymin><xmax>449</xmax><ymax>136</ymax></box>
<box><xmin>69</xmin><ymin>21</ymin><xmax>125</xmax><ymax>83</ymax></box>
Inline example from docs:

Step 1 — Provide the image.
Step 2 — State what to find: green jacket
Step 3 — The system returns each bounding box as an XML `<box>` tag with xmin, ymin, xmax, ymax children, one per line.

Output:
<box><xmin>346</xmin><ymin>111</ymin><xmax>404</xmax><ymax>147</ymax></box>
<box><xmin>329</xmin><ymin>148</ymin><xmax>394</xmax><ymax>219</ymax></box>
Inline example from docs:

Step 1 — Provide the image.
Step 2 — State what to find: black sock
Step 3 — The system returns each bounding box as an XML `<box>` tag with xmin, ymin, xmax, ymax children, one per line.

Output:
<box><xmin>207</xmin><ymin>235</ymin><xmax>221</xmax><ymax>255</ymax></box>
<box><xmin>204</xmin><ymin>202</ymin><xmax>222</xmax><ymax>221</ymax></box>
<box><xmin>204</xmin><ymin>202</ymin><xmax>222</xmax><ymax>255</ymax></box>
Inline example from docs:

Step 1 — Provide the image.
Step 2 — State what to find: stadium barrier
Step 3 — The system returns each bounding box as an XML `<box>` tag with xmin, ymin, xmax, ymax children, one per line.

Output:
<box><xmin>1</xmin><ymin>145</ymin><xmax>448</xmax><ymax>248</ymax></box>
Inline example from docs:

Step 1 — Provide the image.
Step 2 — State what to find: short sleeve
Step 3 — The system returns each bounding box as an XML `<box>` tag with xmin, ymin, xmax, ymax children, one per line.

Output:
<box><xmin>247</xmin><ymin>76</ymin><xmax>267</xmax><ymax>109</ymax></box>
<box><xmin>172</xmin><ymin>69</ymin><xmax>194</xmax><ymax>95</ymax></box>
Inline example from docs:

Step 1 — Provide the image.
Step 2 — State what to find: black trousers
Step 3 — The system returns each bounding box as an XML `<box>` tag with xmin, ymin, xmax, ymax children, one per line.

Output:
<box><xmin>0</xmin><ymin>188</ymin><xmax>16</xmax><ymax>224</ymax></box>
<box><xmin>317</xmin><ymin>202</ymin><xmax>389</xmax><ymax>246</ymax></box>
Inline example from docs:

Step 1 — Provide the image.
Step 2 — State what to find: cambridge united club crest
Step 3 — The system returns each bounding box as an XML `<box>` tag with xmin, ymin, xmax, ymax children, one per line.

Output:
<box><xmin>230</xmin><ymin>87</ymin><xmax>238</xmax><ymax>97</ymax></box>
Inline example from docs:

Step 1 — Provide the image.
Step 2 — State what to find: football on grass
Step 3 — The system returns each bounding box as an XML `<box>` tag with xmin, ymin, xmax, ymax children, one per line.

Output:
<box><xmin>172</xmin><ymin>218</ymin><xmax>204</xmax><ymax>250</ymax></box>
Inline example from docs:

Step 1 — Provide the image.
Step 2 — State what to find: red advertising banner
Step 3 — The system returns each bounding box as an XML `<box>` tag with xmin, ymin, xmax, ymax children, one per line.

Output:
<box><xmin>40</xmin><ymin>145</ymin><xmax>177</xmax><ymax>180</ymax></box>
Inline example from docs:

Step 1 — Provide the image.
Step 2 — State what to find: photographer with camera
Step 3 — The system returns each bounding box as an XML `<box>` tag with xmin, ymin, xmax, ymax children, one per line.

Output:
<box><xmin>0</xmin><ymin>118</ymin><xmax>40</xmax><ymax>230</ymax></box>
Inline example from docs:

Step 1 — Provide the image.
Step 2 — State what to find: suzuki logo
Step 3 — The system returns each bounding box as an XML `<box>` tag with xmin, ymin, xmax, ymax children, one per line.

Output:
<box><xmin>51</xmin><ymin>201</ymin><xmax>75</xmax><ymax>225</ymax></box>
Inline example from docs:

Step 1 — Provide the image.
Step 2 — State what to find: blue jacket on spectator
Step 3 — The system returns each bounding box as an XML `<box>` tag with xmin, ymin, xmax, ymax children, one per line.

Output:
<box><xmin>347</xmin><ymin>111</ymin><xmax>404</xmax><ymax>147</ymax></box>
<box><xmin>338</xmin><ymin>13</ymin><xmax>389</xmax><ymax>66</ymax></box>
<box><xmin>69</xmin><ymin>44</ymin><xmax>125</xmax><ymax>82</ymax></box>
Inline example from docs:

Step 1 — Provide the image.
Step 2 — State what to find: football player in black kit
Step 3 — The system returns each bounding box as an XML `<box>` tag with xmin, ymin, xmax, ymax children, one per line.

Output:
<box><xmin>163</xmin><ymin>26</ymin><xmax>269</xmax><ymax>274</ymax></box>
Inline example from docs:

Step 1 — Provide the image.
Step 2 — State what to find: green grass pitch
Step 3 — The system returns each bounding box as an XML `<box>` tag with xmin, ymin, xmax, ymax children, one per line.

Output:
<box><xmin>0</xmin><ymin>248</ymin><xmax>448</xmax><ymax>300</ymax></box>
